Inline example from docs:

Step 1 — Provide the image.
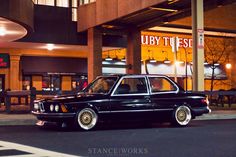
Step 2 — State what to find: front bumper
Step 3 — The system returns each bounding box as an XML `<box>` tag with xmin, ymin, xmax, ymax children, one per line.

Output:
<box><xmin>192</xmin><ymin>106</ymin><xmax>211</xmax><ymax>116</ymax></box>
<box><xmin>32</xmin><ymin>111</ymin><xmax>76</xmax><ymax>122</ymax></box>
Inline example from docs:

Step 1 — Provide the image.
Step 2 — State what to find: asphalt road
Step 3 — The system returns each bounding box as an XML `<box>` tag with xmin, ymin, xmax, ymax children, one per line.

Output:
<box><xmin>0</xmin><ymin>120</ymin><xmax>236</xmax><ymax>157</ymax></box>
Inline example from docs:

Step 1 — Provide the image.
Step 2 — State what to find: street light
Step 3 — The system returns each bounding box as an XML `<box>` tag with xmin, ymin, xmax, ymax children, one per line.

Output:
<box><xmin>226</xmin><ymin>63</ymin><xmax>232</xmax><ymax>69</ymax></box>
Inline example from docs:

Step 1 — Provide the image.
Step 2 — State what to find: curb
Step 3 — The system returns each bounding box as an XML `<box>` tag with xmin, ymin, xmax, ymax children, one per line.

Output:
<box><xmin>1</xmin><ymin>113</ymin><xmax>236</xmax><ymax>126</ymax></box>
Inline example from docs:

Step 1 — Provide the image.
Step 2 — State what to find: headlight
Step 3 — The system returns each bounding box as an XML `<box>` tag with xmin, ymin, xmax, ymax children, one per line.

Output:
<box><xmin>34</xmin><ymin>103</ymin><xmax>39</xmax><ymax>110</ymax></box>
<box><xmin>50</xmin><ymin>104</ymin><xmax>54</xmax><ymax>111</ymax></box>
<box><xmin>55</xmin><ymin>105</ymin><xmax>59</xmax><ymax>112</ymax></box>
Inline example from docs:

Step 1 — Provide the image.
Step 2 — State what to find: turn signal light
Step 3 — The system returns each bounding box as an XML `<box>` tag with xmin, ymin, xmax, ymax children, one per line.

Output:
<box><xmin>61</xmin><ymin>104</ymin><xmax>68</xmax><ymax>113</ymax></box>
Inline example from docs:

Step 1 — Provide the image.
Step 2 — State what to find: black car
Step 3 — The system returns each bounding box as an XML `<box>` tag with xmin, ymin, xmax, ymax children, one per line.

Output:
<box><xmin>32</xmin><ymin>75</ymin><xmax>211</xmax><ymax>130</ymax></box>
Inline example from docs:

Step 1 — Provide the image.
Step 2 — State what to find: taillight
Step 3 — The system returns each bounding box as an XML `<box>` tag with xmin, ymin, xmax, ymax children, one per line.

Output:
<box><xmin>201</xmin><ymin>97</ymin><xmax>209</xmax><ymax>105</ymax></box>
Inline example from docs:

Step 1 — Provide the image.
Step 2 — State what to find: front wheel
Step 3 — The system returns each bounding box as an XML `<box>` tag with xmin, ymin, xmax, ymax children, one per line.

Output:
<box><xmin>172</xmin><ymin>105</ymin><xmax>192</xmax><ymax>126</ymax></box>
<box><xmin>76</xmin><ymin>108</ymin><xmax>98</xmax><ymax>130</ymax></box>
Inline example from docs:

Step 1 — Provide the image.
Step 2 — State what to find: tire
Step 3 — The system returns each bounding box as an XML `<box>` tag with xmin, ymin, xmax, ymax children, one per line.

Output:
<box><xmin>76</xmin><ymin>108</ymin><xmax>98</xmax><ymax>130</ymax></box>
<box><xmin>172</xmin><ymin>105</ymin><xmax>192</xmax><ymax>127</ymax></box>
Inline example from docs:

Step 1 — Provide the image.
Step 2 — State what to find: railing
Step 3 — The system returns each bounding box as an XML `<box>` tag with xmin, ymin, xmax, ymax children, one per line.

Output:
<box><xmin>0</xmin><ymin>89</ymin><xmax>236</xmax><ymax>113</ymax></box>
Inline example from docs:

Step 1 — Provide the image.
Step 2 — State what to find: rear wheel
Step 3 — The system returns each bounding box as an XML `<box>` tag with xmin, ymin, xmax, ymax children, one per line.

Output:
<box><xmin>172</xmin><ymin>105</ymin><xmax>192</xmax><ymax>126</ymax></box>
<box><xmin>76</xmin><ymin>108</ymin><xmax>98</xmax><ymax>130</ymax></box>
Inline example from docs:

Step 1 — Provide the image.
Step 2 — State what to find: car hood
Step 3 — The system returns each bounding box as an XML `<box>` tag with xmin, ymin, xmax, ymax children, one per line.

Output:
<box><xmin>41</xmin><ymin>93</ymin><xmax>108</xmax><ymax>103</ymax></box>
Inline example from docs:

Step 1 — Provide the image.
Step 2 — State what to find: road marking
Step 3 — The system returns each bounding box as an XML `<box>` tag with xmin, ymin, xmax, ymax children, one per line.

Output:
<box><xmin>0</xmin><ymin>141</ymin><xmax>80</xmax><ymax>157</ymax></box>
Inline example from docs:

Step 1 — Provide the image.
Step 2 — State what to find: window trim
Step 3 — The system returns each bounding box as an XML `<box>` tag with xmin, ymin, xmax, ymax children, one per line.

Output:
<box><xmin>111</xmin><ymin>75</ymin><xmax>150</xmax><ymax>96</ymax></box>
<box><xmin>147</xmin><ymin>76</ymin><xmax>179</xmax><ymax>94</ymax></box>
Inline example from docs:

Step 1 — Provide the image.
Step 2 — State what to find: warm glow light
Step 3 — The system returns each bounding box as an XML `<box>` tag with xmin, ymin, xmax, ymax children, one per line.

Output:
<box><xmin>226</xmin><ymin>63</ymin><xmax>232</xmax><ymax>69</ymax></box>
<box><xmin>47</xmin><ymin>43</ymin><xmax>54</xmax><ymax>51</ymax></box>
<box><xmin>105</xmin><ymin>57</ymin><xmax>113</xmax><ymax>61</ymax></box>
<box><xmin>164</xmin><ymin>59</ymin><xmax>171</xmax><ymax>64</ymax></box>
<box><xmin>0</xmin><ymin>27</ymin><xmax>6</xmax><ymax>36</ymax></box>
<box><xmin>149</xmin><ymin>59</ymin><xmax>157</xmax><ymax>63</ymax></box>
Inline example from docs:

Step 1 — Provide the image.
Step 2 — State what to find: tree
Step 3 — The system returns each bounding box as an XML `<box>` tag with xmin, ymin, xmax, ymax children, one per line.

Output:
<box><xmin>204</xmin><ymin>36</ymin><xmax>235</xmax><ymax>92</ymax></box>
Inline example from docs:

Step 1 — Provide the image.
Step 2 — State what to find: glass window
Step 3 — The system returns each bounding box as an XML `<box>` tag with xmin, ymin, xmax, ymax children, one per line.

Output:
<box><xmin>114</xmin><ymin>77</ymin><xmax>148</xmax><ymax>95</ymax></box>
<box><xmin>56</xmin><ymin>0</ymin><xmax>69</xmax><ymax>7</ymax></box>
<box><xmin>42</xmin><ymin>75</ymin><xmax>61</xmax><ymax>91</ymax></box>
<box><xmin>83</xmin><ymin>76</ymin><xmax>118</xmax><ymax>94</ymax></box>
<box><xmin>72</xmin><ymin>75</ymin><xmax>88</xmax><ymax>92</ymax></box>
<box><xmin>23</xmin><ymin>76</ymin><xmax>32</xmax><ymax>90</ymax></box>
<box><xmin>72</xmin><ymin>0</ymin><xmax>77</xmax><ymax>7</ymax></box>
<box><xmin>37</xmin><ymin>0</ymin><xmax>54</xmax><ymax>6</ymax></box>
<box><xmin>149</xmin><ymin>77</ymin><xmax>177</xmax><ymax>93</ymax></box>
<box><xmin>72</xmin><ymin>8</ymin><xmax>77</xmax><ymax>21</ymax></box>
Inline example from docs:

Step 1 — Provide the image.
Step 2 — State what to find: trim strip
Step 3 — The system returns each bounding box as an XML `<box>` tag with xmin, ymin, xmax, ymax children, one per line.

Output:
<box><xmin>99</xmin><ymin>108</ymin><xmax>173</xmax><ymax>113</ymax></box>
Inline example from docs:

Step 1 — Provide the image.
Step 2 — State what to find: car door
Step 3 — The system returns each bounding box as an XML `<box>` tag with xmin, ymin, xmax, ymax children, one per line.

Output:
<box><xmin>109</xmin><ymin>76</ymin><xmax>153</xmax><ymax>121</ymax></box>
<box><xmin>148</xmin><ymin>76</ymin><xmax>180</xmax><ymax>117</ymax></box>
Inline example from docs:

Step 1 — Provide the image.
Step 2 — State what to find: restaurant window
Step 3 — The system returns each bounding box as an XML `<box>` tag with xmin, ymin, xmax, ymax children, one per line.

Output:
<box><xmin>56</xmin><ymin>0</ymin><xmax>69</xmax><ymax>7</ymax></box>
<box><xmin>23</xmin><ymin>76</ymin><xmax>32</xmax><ymax>90</ymax></box>
<box><xmin>42</xmin><ymin>75</ymin><xmax>61</xmax><ymax>91</ymax></box>
<box><xmin>71</xmin><ymin>75</ymin><xmax>88</xmax><ymax>92</ymax></box>
<box><xmin>37</xmin><ymin>0</ymin><xmax>54</xmax><ymax>6</ymax></box>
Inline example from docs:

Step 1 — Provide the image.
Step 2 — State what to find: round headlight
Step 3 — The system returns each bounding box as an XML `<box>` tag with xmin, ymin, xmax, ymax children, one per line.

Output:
<box><xmin>55</xmin><ymin>105</ymin><xmax>59</xmax><ymax>112</ymax></box>
<box><xmin>50</xmin><ymin>104</ymin><xmax>54</xmax><ymax>111</ymax></box>
<box><xmin>34</xmin><ymin>103</ymin><xmax>39</xmax><ymax>110</ymax></box>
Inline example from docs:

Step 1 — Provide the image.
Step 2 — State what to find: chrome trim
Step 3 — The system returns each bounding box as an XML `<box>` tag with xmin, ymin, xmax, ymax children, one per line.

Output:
<box><xmin>98</xmin><ymin>108</ymin><xmax>173</xmax><ymax>113</ymax></box>
<box><xmin>147</xmin><ymin>76</ymin><xmax>179</xmax><ymax>94</ymax></box>
<box><xmin>32</xmin><ymin>111</ymin><xmax>76</xmax><ymax>118</ymax></box>
<box><xmin>111</xmin><ymin>75</ymin><xmax>150</xmax><ymax>96</ymax></box>
<box><xmin>39</xmin><ymin>102</ymin><xmax>45</xmax><ymax>112</ymax></box>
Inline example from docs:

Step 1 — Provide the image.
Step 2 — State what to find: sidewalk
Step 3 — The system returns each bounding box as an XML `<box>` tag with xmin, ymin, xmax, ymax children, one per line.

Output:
<box><xmin>1</xmin><ymin>110</ymin><xmax>236</xmax><ymax>126</ymax></box>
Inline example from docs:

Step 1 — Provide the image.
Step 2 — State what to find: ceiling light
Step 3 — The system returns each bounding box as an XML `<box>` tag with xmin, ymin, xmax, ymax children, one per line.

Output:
<box><xmin>226</xmin><ymin>63</ymin><xmax>232</xmax><ymax>69</ymax></box>
<box><xmin>105</xmin><ymin>56</ymin><xmax>113</xmax><ymax>61</ymax></box>
<box><xmin>214</xmin><ymin>63</ymin><xmax>220</xmax><ymax>66</ymax></box>
<box><xmin>121</xmin><ymin>57</ymin><xmax>126</xmax><ymax>62</ymax></box>
<box><xmin>47</xmin><ymin>44</ymin><xmax>54</xmax><ymax>51</ymax></box>
<box><xmin>164</xmin><ymin>59</ymin><xmax>171</xmax><ymax>64</ymax></box>
<box><xmin>0</xmin><ymin>27</ymin><xmax>6</xmax><ymax>36</ymax></box>
<box><xmin>149</xmin><ymin>7</ymin><xmax>178</xmax><ymax>12</ymax></box>
<box><xmin>149</xmin><ymin>59</ymin><xmax>157</xmax><ymax>63</ymax></box>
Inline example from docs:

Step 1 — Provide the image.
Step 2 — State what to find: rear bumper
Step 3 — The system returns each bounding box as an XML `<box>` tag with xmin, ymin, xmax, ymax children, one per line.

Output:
<box><xmin>32</xmin><ymin>111</ymin><xmax>76</xmax><ymax>122</ymax></box>
<box><xmin>192</xmin><ymin>106</ymin><xmax>211</xmax><ymax>116</ymax></box>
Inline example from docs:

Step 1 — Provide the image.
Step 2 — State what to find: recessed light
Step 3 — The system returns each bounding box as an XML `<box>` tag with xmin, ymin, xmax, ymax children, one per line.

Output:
<box><xmin>0</xmin><ymin>27</ymin><xmax>6</xmax><ymax>36</ymax></box>
<box><xmin>47</xmin><ymin>43</ymin><xmax>54</xmax><ymax>51</ymax></box>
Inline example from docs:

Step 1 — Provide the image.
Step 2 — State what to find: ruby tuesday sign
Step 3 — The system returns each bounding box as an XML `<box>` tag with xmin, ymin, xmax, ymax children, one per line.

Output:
<box><xmin>141</xmin><ymin>34</ymin><xmax>193</xmax><ymax>48</ymax></box>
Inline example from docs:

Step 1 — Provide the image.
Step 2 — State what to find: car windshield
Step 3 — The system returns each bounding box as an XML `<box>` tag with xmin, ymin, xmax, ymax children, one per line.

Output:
<box><xmin>82</xmin><ymin>76</ymin><xmax>118</xmax><ymax>94</ymax></box>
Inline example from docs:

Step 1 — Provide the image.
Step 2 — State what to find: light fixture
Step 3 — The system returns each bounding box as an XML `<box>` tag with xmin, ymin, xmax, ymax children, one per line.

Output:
<box><xmin>214</xmin><ymin>63</ymin><xmax>220</xmax><ymax>66</ymax></box>
<box><xmin>0</xmin><ymin>27</ymin><xmax>6</xmax><ymax>36</ymax></box>
<box><xmin>149</xmin><ymin>7</ymin><xmax>178</xmax><ymax>12</ymax></box>
<box><xmin>47</xmin><ymin>43</ymin><xmax>54</xmax><ymax>51</ymax></box>
<box><xmin>121</xmin><ymin>57</ymin><xmax>126</xmax><ymax>62</ymax></box>
<box><xmin>149</xmin><ymin>58</ymin><xmax>157</xmax><ymax>63</ymax></box>
<box><xmin>105</xmin><ymin>51</ymin><xmax>113</xmax><ymax>61</ymax></box>
<box><xmin>164</xmin><ymin>58</ymin><xmax>171</xmax><ymax>64</ymax></box>
<box><xmin>226</xmin><ymin>63</ymin><xmax>232</xmax><ymax>69</ymax></box>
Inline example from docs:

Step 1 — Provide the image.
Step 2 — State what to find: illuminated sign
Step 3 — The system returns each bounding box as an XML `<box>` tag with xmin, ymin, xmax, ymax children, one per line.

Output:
<box><xmin>141</xmin><ymin>35</ymin><xmax>193</xmax><ymax>48</ymax></box>
<box><xmin>0</xmin><ymin>54</ymin><xmax>10</xmax><ymax>68</ymax></box>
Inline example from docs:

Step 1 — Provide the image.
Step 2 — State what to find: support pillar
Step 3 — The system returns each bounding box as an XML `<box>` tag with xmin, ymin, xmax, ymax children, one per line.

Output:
<box><xmin>10</xmin><ymin>55</ymin><xmax>21</xmax><ymax>90</ymax></box>
<box><xmin>126</xmin><ymin>28</ymin><xmax>141</xmax><ymax>74</ymax></box>
<box><xmin>87</xmin><ymin>27</ymin><xmax>102</xmax><ymax>83</ymax></box>
<box><xmin>192</xmin><ymin>0</ymin><xmax>205</xmax><ymax>91</ymax></box>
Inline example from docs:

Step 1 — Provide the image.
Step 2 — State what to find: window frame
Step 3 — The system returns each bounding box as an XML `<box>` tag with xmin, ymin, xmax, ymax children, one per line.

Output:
<box><xmin>111</xmin><ymin>76</ymin><xmax>149</xmax><ymax>96</ymax></box>
<box><xmin>147</xmin><ymin>76</ymin><xmax>179</xmax><ymax>94</ymax></box>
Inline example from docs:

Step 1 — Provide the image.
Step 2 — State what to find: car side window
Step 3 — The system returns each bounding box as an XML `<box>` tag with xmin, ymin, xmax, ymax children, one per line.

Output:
<box><xmin>149</xmin><ymin>77</ymin><xmax>177</xmax><ymax>93</ymax></box>
<box><xmin>114</xmin><ymin>77</ymin><xmax>148</xmax><ymax>95</ymax></box>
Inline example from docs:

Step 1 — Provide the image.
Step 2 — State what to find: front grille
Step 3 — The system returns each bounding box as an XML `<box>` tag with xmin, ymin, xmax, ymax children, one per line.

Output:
<box><xmin>39</xmin><ymin>102</ymin><xmax>45</xmax><ymax>112</ymax></box>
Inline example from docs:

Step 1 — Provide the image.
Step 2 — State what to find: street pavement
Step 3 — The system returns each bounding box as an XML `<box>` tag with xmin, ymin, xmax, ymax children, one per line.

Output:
<box><xmin>1</xmin><ymin>109</ymin><xmax>236</xmax><ymax>126</ymax></box>
<box><xmin>0</xmin><ymin>120</ymin><xmax>236</xmax><ymax>157</ymax></box>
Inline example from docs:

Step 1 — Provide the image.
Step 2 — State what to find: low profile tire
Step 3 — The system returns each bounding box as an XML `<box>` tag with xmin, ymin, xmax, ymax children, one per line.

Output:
<box><xmin>76</xmin><ymin>108</ymin><xmax>98</xmax><ymax>130</ymax></box>
<box><xmin>172</xmin><ymin>105</ymin><xmax>192</xmax><ymax>127</ymax></box>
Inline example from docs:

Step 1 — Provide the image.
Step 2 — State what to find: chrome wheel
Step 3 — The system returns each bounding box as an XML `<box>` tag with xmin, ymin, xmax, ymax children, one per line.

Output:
<box><xmin>77</xmin><ymin>108</ymin><xmax>98</xmax><ymax>130</ymax></box>
<box><xmin>174</xmin><ymin>106</ymin><xmax>192</xmax><ymax>126</ymax></box>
